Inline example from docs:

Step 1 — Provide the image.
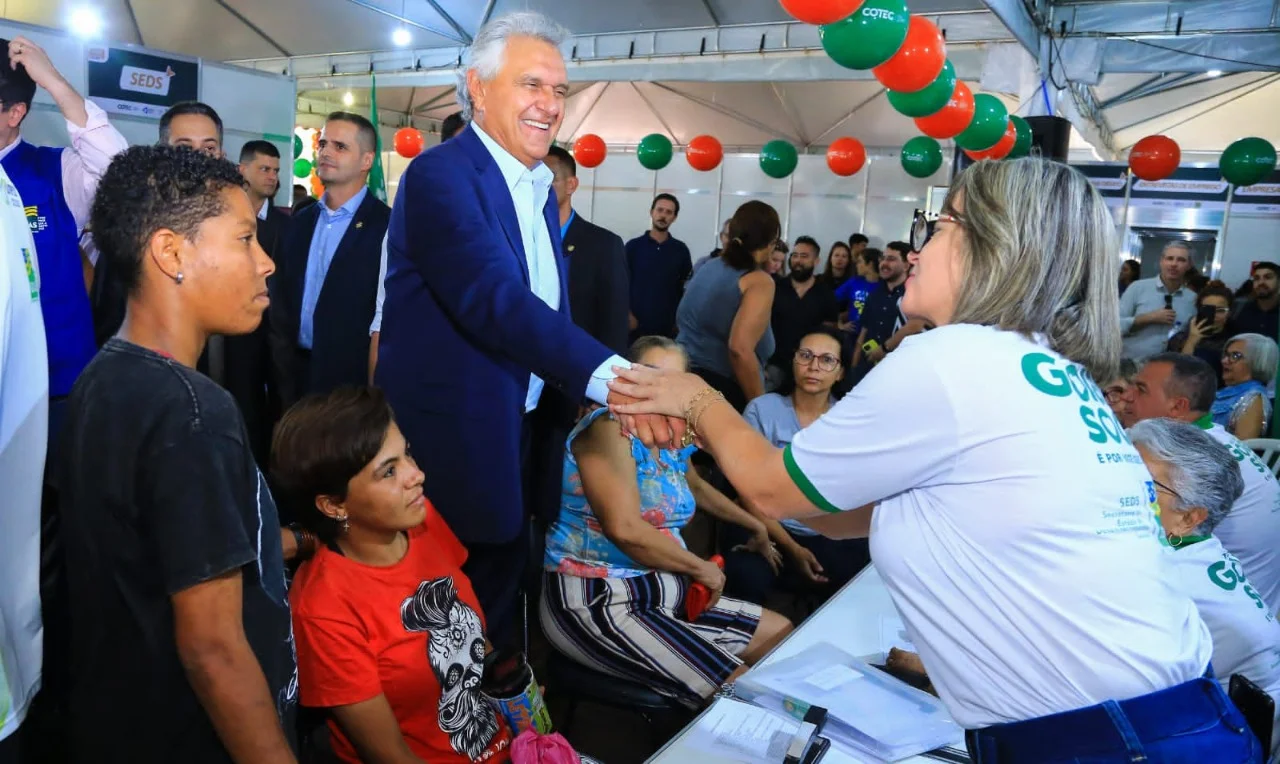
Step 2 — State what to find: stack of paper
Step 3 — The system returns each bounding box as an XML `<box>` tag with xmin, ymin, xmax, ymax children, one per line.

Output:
<box><xmin>735</xmin><ymin>642</ymin><xmax>961</xmax><ymax>762</ymax></box>
<box><xmin>684</xmin><ymin>697</ymin><xmax>802</xmax><ymax>764</ymax></box>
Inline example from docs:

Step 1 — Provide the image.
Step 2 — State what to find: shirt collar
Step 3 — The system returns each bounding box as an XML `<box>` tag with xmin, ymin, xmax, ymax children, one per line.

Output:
<box><xmin>1170</xmin><ymin>534</ymin><xmax>1211</xmax><ymax>550</ymax></box>
<box><xmin>0</xmin><ymin>137</ymin><xmax>23</xmax><ymax>163</ymax></box>
<box><xmin>318</xmin><ymin>185</ymin><xmax>368</xmax><ymax>218</ymax></box>
<box><xmin>257</xmin><ymin>198</ymin><xmax>270</xmax><ymax>220</ymax></box>
<box><xmin>471</xmin><ymin>121</ymin><xmax>553</xmax><ymax>192</ymax></box>
<box><xmin>1193</xmin><ymin>412</ymin><xmax>1214</xmax><ymax>430</ymax></box>
<box><xmin>561</xmin><ymin>209</ymin><xmax>576</xmax><ymax>241</ymax></box>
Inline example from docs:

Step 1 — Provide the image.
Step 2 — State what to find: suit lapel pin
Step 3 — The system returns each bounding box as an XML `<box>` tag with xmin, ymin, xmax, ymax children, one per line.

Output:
<box><xmin>567</xmin><ymin>245</ymin><xmax>575</xmax><ymax>252</ymax></box>
<box><xmin>355</xmin><ymin>221</ymin><xmax>364</xmax><ymax>229</ymax></box>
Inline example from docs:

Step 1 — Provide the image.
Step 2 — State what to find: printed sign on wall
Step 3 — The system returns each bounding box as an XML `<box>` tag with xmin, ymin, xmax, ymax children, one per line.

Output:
<box><xmin>86</xmin><ymin>46</ymin><xmax>198</xmax><ymax>119</ymax></box>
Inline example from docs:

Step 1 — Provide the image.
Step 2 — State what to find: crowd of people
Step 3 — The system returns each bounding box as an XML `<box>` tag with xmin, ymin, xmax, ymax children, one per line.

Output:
<box><xmin>4</xmin><ymin>8</ymin><xmax>1280</xmax><ymax>764</ymax></box>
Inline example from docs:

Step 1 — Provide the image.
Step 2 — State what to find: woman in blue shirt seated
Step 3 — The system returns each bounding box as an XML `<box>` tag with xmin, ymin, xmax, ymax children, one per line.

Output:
<box><xmin>1216</xmin><ymin>332</ymin><xmax>1278</xmax><ymax>440</ymax></box>
<box><xmin>540</xmin><ymin>336</ymin><xmax>792</xmax><ymax>706</ymax></box>
<box><xmin>723</xmin><ymin>328</ymin><xmax>871</xmax><ymax>607</ymax></box>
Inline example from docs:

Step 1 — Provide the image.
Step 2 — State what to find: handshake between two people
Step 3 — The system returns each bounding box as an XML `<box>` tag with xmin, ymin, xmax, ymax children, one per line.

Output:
<box><xmin>601</xmin><ymin>364</ymin><xmax>722</xmax><ymax>450</ymax></box>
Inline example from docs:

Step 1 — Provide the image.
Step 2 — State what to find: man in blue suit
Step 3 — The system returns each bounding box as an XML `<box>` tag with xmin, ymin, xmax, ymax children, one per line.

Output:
<box><xmin>376</xmin><ymin>11</ymin><xmax>680</xmax><ymax>644</ymax></box>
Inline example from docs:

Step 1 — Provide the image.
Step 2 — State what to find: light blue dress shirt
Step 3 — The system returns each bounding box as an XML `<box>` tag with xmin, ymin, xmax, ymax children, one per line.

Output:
<box><xmin>298</xmin><ymin>186</ymin><xmax>368</xmax><ymax>349</ymax></box>
<box><xmin>1118</xmin><ymin>276</ymin><xmax>1196</xmax><ymax>362</ymax></box>
<box><xmin>471</xmin><ymin>124</ymin><xmax>626</xmax><ymax>411</ymax></box>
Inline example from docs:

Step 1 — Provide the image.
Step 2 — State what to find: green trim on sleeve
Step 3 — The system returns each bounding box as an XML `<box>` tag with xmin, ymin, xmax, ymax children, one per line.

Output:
<box><xmin>783</xmin><ymin>444</ymin><xmax>843</xmax><ymax>514</ymax></box>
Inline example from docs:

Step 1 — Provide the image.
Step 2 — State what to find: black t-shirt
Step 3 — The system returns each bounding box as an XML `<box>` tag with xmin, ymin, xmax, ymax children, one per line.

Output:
<box><xmin>769</xmin><ymin>278</ymin><xmax>839</xmax><ymax>366</ymax></box>
<box><xmin>1229</xmin><ymin>300</ymin><xmax>1280</xmax><ymax>344</ymax></box>
<box><xmin>56</xmin><ymin>338</ymin><xmax>297</xmax><ymax>763</ymax></box>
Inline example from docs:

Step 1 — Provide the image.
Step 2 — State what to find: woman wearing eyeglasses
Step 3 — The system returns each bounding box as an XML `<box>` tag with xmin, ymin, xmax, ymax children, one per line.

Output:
<box><xmin>1216</xmin><ymin>332</ymin><xmax>1279</xmax><ymax>441</ymax></box>
<box><xmin>609</xmin><ymin>158</ymin><xmax>1257</xmax><ymax>761</ymax></box>
<box><xmin>1168</xmin><ymin>280</ymin><xmax>1235</xmax><ymax>383</ymax></box>
<box><xmin>722</xmin><ymin>328</ymin><xmax>870</xmax><ymax>608</ymax></box>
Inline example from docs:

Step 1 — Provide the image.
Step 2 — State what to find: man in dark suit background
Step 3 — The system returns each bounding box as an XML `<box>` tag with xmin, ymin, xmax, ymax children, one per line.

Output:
<box><xmin>544</xmin><ymin>145</ymin><xmax>629</xmax><ymax>355</ymax></box>
<box><xmin>224</xmin><ymin>140</ymin><xmax>287</xmax><ymax>464</ymax></box>
<box><xmin>270</xmin><ymin>112</ymin><xmax>389</xmax><ymax>411</ymax></box>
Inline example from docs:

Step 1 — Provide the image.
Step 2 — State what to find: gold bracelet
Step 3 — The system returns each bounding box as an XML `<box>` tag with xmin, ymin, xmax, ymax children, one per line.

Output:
<box><xmin>682</xmin><ymin>386</ymin><xmax>720</xmax><ymax>423</ymax></box>
<box><xmin>688</xmin><ymin>390</ymin><xmax>727</xmax><ymax>440</ymax></box>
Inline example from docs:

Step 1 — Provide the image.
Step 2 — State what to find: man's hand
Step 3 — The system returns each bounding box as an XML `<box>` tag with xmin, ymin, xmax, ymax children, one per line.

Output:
<box><xmin>867</xmin><ymin>346</ymin><xmax>886</xmax><ymax>365</ymax></box>
<box><xmin>1137</xmin><ymin>308</ymin><xmax>1176</xmax><ymax>327</ymax></box>
<box><xmin>786</xmin><ymin>544</ymin><xmax>829</xmax><ymax>585</ymax></box>
<box><xmin>9</xmin><ymin>37</ymin><xmax>67</xmax><ymax>92</ymax></box>
<box><xmin>606</xmin><ymin>388</ymin><xmax>685</xmax><ymax>448</ymax></box>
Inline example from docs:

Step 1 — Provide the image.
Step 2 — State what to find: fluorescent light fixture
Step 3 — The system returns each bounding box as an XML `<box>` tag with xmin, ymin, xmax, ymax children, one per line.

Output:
<box><xmin>392</xmin><ymin>27</ymin><xmax>411</xmax><ymax>47</ymax></box>
<box><xmin>1206</xmin><ymin>70</ymin><xmax>1223</xmax><ymax>78</ymax></box>
<box><xmin>69</xmin><ymin>6</ymin><xmax>104</xmax><ymax>38</ymax></box>
<box><xmin>343</xmin><ymin>91</ymin><xmax>355</xmax><ymax>107</ymax></box>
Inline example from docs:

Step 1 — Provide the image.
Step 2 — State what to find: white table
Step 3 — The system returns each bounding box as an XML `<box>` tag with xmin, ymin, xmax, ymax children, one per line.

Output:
<box><xmin>646</xmin><ymin>565</ymin><xmax>967</xmax><ymax>763</ymax></box>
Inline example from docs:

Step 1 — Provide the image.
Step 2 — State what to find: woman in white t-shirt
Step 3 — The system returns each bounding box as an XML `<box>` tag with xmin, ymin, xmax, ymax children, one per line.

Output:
<box><xmin>609</xmin><ymin>158</ymin><xmax>1262</xmax><ymax>761</ymax></box>
<box><xmin>1131</xmin><ymin>417</ymin><xmax>1280</xmax><ymax>759</ymax></box>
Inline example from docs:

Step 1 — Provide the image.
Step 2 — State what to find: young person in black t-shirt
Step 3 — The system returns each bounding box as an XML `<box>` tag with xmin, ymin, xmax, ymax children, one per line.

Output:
<box><xmin>56</xmin><ymin>145</ymin><xmax>300</xmax><ymax>763</ymax></box>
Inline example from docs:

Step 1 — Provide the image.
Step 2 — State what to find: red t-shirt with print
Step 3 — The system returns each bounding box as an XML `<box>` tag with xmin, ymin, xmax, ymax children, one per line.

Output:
<box><xmin>290</xmin><ymin>508</ymin><xmax>511</xmax><ymax>763</ymax></box>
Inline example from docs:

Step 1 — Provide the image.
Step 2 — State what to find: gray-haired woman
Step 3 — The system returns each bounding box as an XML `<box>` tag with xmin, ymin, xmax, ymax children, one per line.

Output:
<box><xmin>1216</xmin><ymin>332</ymin><xmax>1279</xmax><ymax>440</ymax></box>
<box><xmin>1132</xmin><ymin>418</ymin><xmax>1279</xmax><ymax>759</ymax></box>
<box><xmin>608</xmin><ymin>158</ymin><xmax>1256</xmax><ymax>761</ymax></box>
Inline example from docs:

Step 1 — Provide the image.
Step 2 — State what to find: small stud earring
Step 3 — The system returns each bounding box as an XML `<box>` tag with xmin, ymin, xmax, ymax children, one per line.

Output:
<box><xmin>175</xmin><ymin>272</ymin><xmax>184</xmax><ymax>284</ymax></box>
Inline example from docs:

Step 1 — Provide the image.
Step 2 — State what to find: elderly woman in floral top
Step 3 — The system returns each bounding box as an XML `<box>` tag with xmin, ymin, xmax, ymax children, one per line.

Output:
<box><xmin>540</xmin><ymin>337</ymin><xmax>792</xmax><ymax>705</ymax></box>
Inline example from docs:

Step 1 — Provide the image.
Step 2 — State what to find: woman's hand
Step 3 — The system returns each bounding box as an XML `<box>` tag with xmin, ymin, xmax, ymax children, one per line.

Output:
<box><xmin>692</xmin><ymin>559</ymin><xmax>726</xmax><ymax>609</ymax></box>
<box><xmin>786</xmin><ymin>544</ymin><xmax>829</xmax><ymax>585</ymax></box>
<box><xmin>735</xmin><ymin>531</ymin><xmax>783</xmax><ymax>575</ymax></box>
<box><xmin>608</xmin><ymin>365</ymin><xmax>713</xmax><ymax>418</ymax></box>
<box><xmin>1188</xmin><ymin>317</ymin><xmax>1210</xmax><ymax>341</ymax></box>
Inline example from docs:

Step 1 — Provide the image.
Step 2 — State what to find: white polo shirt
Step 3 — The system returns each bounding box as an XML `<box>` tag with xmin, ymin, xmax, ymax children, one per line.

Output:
<box><xmin>784</xmin><ymin>324</ymin><xmax>1211</xmax><ymax>728</ymax></box>
<box><xmin>1197</xmin><ymin>417</ymin><xmax>1280</xmax><ymax>615</ymax></box>
<box><xmin>0</xmin><ymin>165</ymin><xmax>47</xmax><ymax>742</ymax></box>
<box><xmin>1170</xmin><ymin>536</ymin><xmax>1280</xmax><ymax>759</ymax></box>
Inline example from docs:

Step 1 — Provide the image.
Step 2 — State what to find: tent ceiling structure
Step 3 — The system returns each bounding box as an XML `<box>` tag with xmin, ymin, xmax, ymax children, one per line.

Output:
<box><xmin>6</xmin><ymin>0</ymin><xmax>1278</xmax><ymax>155</ymax></box>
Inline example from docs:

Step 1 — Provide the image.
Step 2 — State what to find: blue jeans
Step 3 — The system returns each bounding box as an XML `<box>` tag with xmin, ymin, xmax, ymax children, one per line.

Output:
<box><xmin>965</xmin><ymin>675</ymin><xmax>1262</xmax><ymax>763</ymax></box>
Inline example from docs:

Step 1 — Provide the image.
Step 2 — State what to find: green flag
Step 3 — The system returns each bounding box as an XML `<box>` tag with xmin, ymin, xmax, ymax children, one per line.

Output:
<box><xmin>368</xmin><ymin>74</ymin><xmax>387</xmax><ymax>202</ymax></box>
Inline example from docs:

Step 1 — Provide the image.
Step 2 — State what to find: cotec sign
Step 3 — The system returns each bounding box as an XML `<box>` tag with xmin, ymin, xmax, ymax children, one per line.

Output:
<box><xmin>120</xmin><ymin>65</ymin><xmax>172</xmax><ymax>96</ymax></box>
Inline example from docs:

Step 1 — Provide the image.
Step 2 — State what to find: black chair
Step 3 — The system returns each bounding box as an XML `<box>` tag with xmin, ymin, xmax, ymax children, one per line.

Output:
<box><xmin>545</xmin><ymin>650</ymin><xmax>694</xmax><ymax>750</ymax></box>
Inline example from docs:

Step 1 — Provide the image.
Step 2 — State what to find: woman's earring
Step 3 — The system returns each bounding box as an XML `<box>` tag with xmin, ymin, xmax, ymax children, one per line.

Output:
<box><xmin>1167</xmin><ymin>533</ymin><xmax>1182</xmax><ymax>547</ymax></box>
<box><xmin>175</xmin><ymin>272</ymin><xmax>184</xmax><ymax>284</ymax></box>
<box><xmin>340</xmin><ymin>515</ymin><xmax>350</xmax><ymax>533</ymax></box>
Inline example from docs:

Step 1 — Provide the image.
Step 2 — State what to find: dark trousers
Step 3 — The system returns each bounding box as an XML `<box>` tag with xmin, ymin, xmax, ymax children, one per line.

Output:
<box><xmin>965</xmin><ymin>675</ymin><xmax>1261</xmax><ymax>763</ymax></box>
<box><xmin>721</xmin><ymin>522</ymin><xmax>870</xmax><ymax>606</ymax></box>
<box><xmin>0</xmin><ymin>728</ymin><xmax>20</xmax><ymax>764</ymax></box>
<box><xmin>223</xmin><ymin>325</ymin><xmax>276</xmax><ymax>467</ymax></box>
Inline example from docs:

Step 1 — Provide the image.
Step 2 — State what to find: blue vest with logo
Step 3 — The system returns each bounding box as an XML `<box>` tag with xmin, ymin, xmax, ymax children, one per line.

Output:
<box><xmin>2</xmin><ymin>141</ymin><xmax>97</xmax><ymax>397</ymax></box>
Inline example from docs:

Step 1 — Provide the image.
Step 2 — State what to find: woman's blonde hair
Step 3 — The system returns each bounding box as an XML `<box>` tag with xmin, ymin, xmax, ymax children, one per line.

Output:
<box><xmin>945</xmin><ymin>157</ymin><xmax>1121</xmax><ymax>382</ymax></box>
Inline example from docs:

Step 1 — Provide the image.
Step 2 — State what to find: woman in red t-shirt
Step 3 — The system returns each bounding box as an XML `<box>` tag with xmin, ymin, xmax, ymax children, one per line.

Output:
<box><xmin>272</xmin><ymin>386</ymin><xmax>511</xmax><ymax>763</ymax></box>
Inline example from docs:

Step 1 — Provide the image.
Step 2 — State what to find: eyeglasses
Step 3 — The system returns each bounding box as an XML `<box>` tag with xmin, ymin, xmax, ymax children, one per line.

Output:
<box><xmin>1104</xmin><ymin>386</ymin><xmax>1129</xmax><ymax>404</ymax></box>
<box><xmin>795</xmin><ymin>348</ymin><xmax>840</xmax><ymax>372</ymax></box>
<box><xmin>1152</xmin><ymin>478</ymin><xmax>1182</xmax><ymax>503</ymax></box>
<box><xmin>1201</xmin><ymin>306</ymin><xmax>1230</xmax><ymax>315</ymax></box>
<box><xmin>910</xmin><ymin>209</ymin><xmax>963</xmax><ymax>253</ymax></box>
<box><xmin>1223</xmin><ymin>350</ymin><xmax>1246</xmax><ymax>363</ymax></box>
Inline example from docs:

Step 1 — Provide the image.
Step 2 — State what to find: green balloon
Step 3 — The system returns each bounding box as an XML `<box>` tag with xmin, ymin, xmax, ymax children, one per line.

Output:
<box><xmin>901</xmin><ymin>136</ymin><xmax>943</xmax><ymax>178</ymax></box>
<box><xmin>1008</xmin><ymin>115</ymin><xmax>1033</xmax><ymax>159</ymax></box>
<box><xmin>760</xmin><ymin>140</ymin><xmax>798</xmax><ymax>179</ymax></box>
<box><xmin>819</xmin><ymin>0</ymin><xmax>910</xmax><ymax>71</ymax></box>
<box><xmin>887</xmin><ymin>60</ymin><xmax>957</xmax><ymax>118</ymax></box>
<box><xmin>292</xmin><ymin>134</ymin><xmax>303</xmax><ymax>159</ymax></box>
<box><xmin>293</xmin><ymin>158</ymin><xmax>312</xmax><ymax>178</ymax></box>
<box><xmin>1220</xmin><ymin>137</ymin><xmax>1278</xmax><ymax>188</ymax></box>
<box><xmin>637</xmin><ymin>134</ymin><xmax>673</xmax><ymax>170</ymax></box>
<box><xmin>955</xmin><ymin>94</ymin><xmax>1009</xmax><ymax>151</ymax></box>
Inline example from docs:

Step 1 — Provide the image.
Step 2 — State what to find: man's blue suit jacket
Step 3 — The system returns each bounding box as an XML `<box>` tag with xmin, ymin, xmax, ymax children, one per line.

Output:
<box><xmin>375</xmin><ymin>125</ymin><xmax>613</xmax><ymax>545</ymax></box>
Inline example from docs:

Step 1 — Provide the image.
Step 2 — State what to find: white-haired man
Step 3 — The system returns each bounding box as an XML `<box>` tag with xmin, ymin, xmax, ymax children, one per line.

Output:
<box><xmin>1130</xmin><ymin>352</ymin><xmax>1280</xmax><ymax>614</ymax></box>
<box><xmin>1119</xmin><ymin>242</ymin><xmax>1197</xmax><ymax>361</ymax></box>
<box><xmin>374</xmin><ymin>12</ymin><xmax>683</xmax><ymax>646</ymax></box>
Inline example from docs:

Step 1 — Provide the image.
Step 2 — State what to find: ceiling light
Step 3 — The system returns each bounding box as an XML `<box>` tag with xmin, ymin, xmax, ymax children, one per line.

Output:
<box><xmin>1206</xmin><ymin>69</ymin><xmax>1223</xmax><ymax>78</ymax></box>
<box><xmin>343</xmin><ymin>91</ymin><xmax>355</xmax><ymax>107</ymax></box>
<box><xmin>392</xmin><ymin>27</ymin><xmax>411</xmax><ymax>47</ymax></box>
<box><xmin>69</xmin><ymin>6</ymin><xmax>104</xmax><ymax>38</ymax></box>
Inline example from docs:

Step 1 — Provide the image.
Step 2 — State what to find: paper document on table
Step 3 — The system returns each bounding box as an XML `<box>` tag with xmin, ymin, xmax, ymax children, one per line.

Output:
<box><xmin>685</xmin><ymin>697</ymin><xmax>801</xmax><ymax>763</ymax></box>
<box><xmin>879</xmin><ymin>616</ymin><xmax>917</xmax><ymax>655</ymax></box>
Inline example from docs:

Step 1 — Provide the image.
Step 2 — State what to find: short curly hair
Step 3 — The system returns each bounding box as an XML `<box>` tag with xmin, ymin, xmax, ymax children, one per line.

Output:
<box><xmin>90</xmin><ymin>144</ymin><xmax>247</xmax><ymax>298</ymax></box>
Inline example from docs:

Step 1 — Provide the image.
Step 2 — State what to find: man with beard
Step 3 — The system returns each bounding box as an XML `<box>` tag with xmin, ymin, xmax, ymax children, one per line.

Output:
<box><xmin>765</xmin><ymin>235</ymin><xmax>839</xmax><ymax>391</ymax></box>
<box><xmin>626</xmin><ymin>193</ymin><xmax>691</xmax><ymax>340</ymax></box>
<box><xmin>849</xmin><ymin>242</ymin><xmax>926</xmax><ymax>385</ymax></box>
<box><xmin>1230</xmin><ymin>262</ymin><xmax>1280</xmax><ymax>344</ymax></box>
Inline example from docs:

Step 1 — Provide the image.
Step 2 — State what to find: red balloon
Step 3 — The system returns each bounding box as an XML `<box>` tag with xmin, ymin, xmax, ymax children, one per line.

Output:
<box><xmin>827</xmin><ymin>137</ymin><xmax>867</xmax><ymax>176</ymax></box>
<box><xmin>780</xmin><ymin>0</ymin><xmax>865</xmax><ymax>25</ymax></box>
<box><xmin>686</xmin><ymin>134</ymin><xmax>723</xmax><ymax>172</ymax></box>
<box><xmin>964</xmin><ymin>120</ymin><xmax>1017</xmax><ymax>161</ymax></box>
<box><xmin>572</xmin><ymin>134</ymin><xmax>607</xmax><ymax>168</ymax></box>
<box><xmin>393</xmin><ymin>127</ymin><xmax>424</xmax><ymax>158</ymax></box>
<box><xmin>873</xmin><ymin>16</ymin><xmax>946</xmax><ymax>93</ymax></box>
<box><xmin>1129</xmin><ymin>135</ymin><xmax>1181</xmax><ymax>182</ymax></box>
<box><xmin>914</xmin><ymin>81</ymin><xmax>975</xmax><ymax>140</ymax></box>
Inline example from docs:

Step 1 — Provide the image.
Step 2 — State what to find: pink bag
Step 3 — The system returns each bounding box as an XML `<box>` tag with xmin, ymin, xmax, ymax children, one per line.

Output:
<box><xmin>509</xmin><ymin>729</ymin><xmax>580</xmax><ymax>764</ymax></box>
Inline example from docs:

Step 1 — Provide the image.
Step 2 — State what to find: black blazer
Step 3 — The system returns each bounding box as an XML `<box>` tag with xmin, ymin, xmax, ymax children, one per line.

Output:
<box><xmin>563</xmin><ymin>211</ymin><xmax>630</xmax><ymax>356</ymax></box>
<box><xmin>269</xmin><ymin>191</ymin><xmax>390</xmax><ymax>407</ymax></box>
